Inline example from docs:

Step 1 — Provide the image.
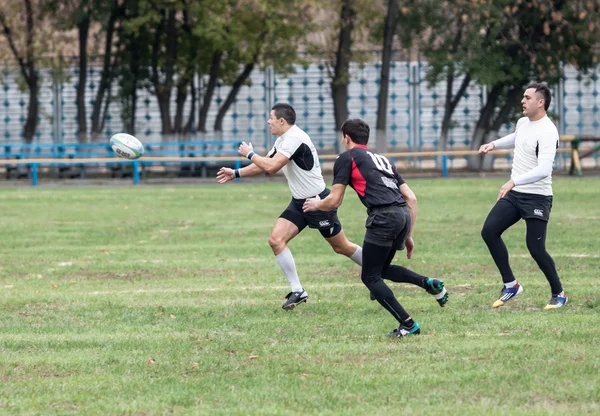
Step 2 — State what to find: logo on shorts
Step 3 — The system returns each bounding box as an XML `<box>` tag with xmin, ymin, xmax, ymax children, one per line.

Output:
<box><xmin>534</xmin><ymin>209</ymin><xmax>544</xmax><ymax>217</ymax></box>
<box><xmin>319</xmin><ymin>220</ymin><xmax>330</xmax><ymax>227</ymax></box>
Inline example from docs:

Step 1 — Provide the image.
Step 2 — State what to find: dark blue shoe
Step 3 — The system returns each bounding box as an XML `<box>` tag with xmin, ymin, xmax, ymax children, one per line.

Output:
<box><xmin>492</xmin><ymin>283</ymin><xmax>523</xmax><ymax>308</ymax></box>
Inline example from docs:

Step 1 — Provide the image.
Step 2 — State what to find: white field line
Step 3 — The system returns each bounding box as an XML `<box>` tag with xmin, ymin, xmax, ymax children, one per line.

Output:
<box><xmin>514</xmin><ymin>254</ymin><xmax>599</xmax><ymax>258</ymax></box>
<box><xmin>86</xmin><ymin>283</ymin><xmax>488</xmax><ymax>296</ymax></box>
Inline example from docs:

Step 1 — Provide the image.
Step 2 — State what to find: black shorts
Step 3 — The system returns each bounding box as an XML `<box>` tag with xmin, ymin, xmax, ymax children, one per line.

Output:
<box><xmin>504</xmin><ymin>190</ymin><xmax>553</xmax><ymax>222</ymax></box>
<box><xmin>364</xmin><ymin>205</ymin><xmax>411</xmax><ymax>249</ymax></box>
<box><xmin>279</xmin><ymin>188</ymin><xmax>342</xmax><ymax>238</ymax></box>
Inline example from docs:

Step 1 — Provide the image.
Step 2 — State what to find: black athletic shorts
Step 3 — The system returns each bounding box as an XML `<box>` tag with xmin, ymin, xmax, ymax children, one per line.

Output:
<box><xmin>504</xmin><ymin>190</ymin><xmax>553</xmax><ymax>222</ymax></box>
<box><xmin>364</xmin><ymin>204</ymin><xmax>411</xmax><ymax>249</ymax></box>
<box><xmin>279</xmin><ymin>188</ymin><xmax>342</xmax><ymax>238</ymax></box>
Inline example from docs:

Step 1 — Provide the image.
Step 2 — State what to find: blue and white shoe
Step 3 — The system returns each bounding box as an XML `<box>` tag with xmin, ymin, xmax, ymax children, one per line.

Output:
<box><xmin>544</xmin><ymin>292</ymin><xmax>568</xmax><ymax>310</ymax></box>
<box><xmin>492</xmin><ymin>283</ymin><xmax>523</xmax><ymax>308</ymax></box>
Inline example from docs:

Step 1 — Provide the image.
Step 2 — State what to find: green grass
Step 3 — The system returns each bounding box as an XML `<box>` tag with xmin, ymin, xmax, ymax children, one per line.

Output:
<box><xmin>1</xmin><ymin>178</ymin><xmax>599</xmax><ymax>415</ymax></box>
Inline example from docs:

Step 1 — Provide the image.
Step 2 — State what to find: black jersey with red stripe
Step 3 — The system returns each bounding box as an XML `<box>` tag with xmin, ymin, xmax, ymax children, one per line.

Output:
<box><xmin>332</xmin><ymin>145</ymin><xmax>406</xmax><ymax>208</ymax></box>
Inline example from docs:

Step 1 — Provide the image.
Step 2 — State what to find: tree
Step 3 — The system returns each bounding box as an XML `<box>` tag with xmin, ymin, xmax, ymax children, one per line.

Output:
<box><xmin>398</xmin><ymin>0</ymin><xmax>600</xmax><ymax>169</ymax></box>
<box><xmin>331</xmin><ymin>0</ymin><xmax>356</xmax><ymax>130</ymax></box>
<box><xmin>90</xmin><ymin>0</ymin><xmax>123</xmax><ymax>141</ymax></box>
<box><xmin>309</xmin><ymin>0</ymin><xmax>384</xmax><ymax>134</ymax></box>
<box><xmin>374</xmin><ymin>0</ymin><xmax>399</xmax><ymax>153</ymax></box>
<box><xmin>0</xmin><ymin>0</ymin><xmax>40</xmax><ymax>144</ymax></box>
<box><xmin>213</xmin><ymin>0</ymin><xmax>314</xmax><ymax>132</ymax></box>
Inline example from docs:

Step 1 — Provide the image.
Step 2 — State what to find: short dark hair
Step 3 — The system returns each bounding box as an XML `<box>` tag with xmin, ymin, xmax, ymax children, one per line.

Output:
<box><xmin>340</xmin><ymin>118</ymin><xmax>370</xmax><ymax>145</ymax></box>
<box><xmin>271</xmin><ymin>103</ymin><xmax>296</xmax><ymax>125</ymax></box>
<box><xmin>527</xmin><ymin>82</ymin><xmax>551</xmax><ymax>111</ymax></box>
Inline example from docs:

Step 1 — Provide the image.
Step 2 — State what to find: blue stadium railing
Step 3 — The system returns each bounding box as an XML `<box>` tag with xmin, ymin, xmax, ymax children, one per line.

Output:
<box><xmin>1</xmin><ymin>141</ymin><xmax>249</xmax><ymax>185</ymax></box>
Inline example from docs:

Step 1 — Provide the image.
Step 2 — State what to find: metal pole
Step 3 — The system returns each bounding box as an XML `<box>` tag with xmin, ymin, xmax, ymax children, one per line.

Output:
<box><xmin>31</xmin><ymin>163</ymin><xmax>38</xmax><ymax>186</ymax></box>
<box><xmin>442</xmin><ymin>154</ymin><xmax>448</xmax><ymax>177</ymax></box>
<box><xmin>133</xmin><ymin>160</ymin><xmax>140</xmax><ymax>184</ymax></box>
<box><xmin>264</xmin><ymin>66</ymin><xmax>275</xmax><ymax>150</ymax></box>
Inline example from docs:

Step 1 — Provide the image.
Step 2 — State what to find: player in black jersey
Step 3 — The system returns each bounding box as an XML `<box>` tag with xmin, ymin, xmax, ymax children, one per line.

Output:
<box><xmin>303</xmin><ymin>118</ymin><xmax>448</xmax><ymax>337</ymax></box>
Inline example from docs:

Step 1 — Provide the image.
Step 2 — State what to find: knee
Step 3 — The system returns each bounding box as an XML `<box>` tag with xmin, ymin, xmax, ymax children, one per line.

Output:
<box><xmin>269</xmin><ymin>234</ymin><xmax>285</xmax><ymax>251</ymax></box>
<box><xmin>361</xmin><ymin>270</ymin><xmax>380</xmax><ymax>289</ymax></box>
<box><xmin>481</xmin><ymin>224</ymin><xmax>495</xmax><ymax>243</ymax></box>
<box><xmin>331</xmin><ymin>243</ymin><xmax>348</xmax><ymax>256</ymax></box>
<box><xmin>526</xmin><ymin>240</ymin><xmax>546</xmax><ymax>260</ymax></box>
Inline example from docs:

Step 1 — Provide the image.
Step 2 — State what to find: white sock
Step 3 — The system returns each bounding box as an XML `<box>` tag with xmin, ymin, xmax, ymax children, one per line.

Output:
<box><xmin>504</xmin><ymin>280</ymin><xmax>518</xmax><ymax>288</ymax></box>
<box><xmin>276</xmin><ymin>248</ymin><xmax>303</xmax><ymax>292</ymax></box>
<box><xmin>349</xmin><ymin>246</ymin><xmax>363</xmax><ymax>266</ymax></box>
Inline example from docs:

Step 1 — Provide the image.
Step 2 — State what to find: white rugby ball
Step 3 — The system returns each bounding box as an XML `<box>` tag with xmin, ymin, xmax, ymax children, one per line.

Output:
<box><xmin>110</xmin><ymin>133</ymin><xmax>144</xmax><ymax>159</ymax></box>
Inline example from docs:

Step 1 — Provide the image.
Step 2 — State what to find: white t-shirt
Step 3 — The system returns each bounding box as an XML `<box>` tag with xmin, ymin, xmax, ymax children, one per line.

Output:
<box><xmin>493</xmin><ymin>116</ymin><xmax>558</xmax><ymax>196</ymax></box>
<box><xmin>267</xmin><ymin>125</ymin><xmax>326</xmax><ymax>199</ymax></box>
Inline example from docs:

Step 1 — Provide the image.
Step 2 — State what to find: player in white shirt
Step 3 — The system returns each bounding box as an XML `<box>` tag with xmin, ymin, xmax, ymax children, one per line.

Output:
<box><xmin>479</xmin><ymin>83</ymin><xmax>567</xmax><ymax>310</ymax></box>
<box><xmin>216</xmin><ymin>103</ymin><xmax>363</xmax><ymax>309</ymax></box>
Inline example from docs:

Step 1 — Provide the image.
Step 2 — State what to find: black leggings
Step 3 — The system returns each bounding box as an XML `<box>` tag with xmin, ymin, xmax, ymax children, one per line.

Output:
<box><xmin>361</xmin><ymin>241</ymin><xmax>430</xmax><ymax>324</ymax></box>
<box><xmin>481</xmin><ymin>200</ymin><xmax>563</xmax><ymax>294</ymax></box>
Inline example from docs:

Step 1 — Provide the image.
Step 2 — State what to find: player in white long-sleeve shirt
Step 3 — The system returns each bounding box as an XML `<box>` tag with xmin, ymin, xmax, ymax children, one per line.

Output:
<box><xmin>479</xmin><ymin>83</ymin><xmax>567</xmax><ymax>310</ymax></box>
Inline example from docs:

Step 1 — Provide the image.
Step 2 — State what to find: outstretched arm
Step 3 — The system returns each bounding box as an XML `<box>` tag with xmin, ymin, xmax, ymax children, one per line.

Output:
<box><xmin>238</xmin><ymin>141</ymin><xmax>289</xmax><ymax>175</ymax></box>
<box><xmin>216</xmin><ymin>163</ymin><xmax>264</xmax><ymax>183</ymax></box>
<box><xmin>479</xmin><ymin>133</ymin><xmax>516</xmax><ymax>154</ymax></box>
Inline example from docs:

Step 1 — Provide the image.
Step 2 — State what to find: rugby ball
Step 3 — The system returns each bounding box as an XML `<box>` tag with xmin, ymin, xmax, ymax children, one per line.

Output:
<box><xmin>110</xmin><ymin>133</ymin><xmax>144</xmax><ymax>159</ymax></box>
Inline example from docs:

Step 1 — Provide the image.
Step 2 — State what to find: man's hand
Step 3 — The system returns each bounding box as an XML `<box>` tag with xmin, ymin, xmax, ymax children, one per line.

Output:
<box><xmin>216</xmin><ymin>167</ymin><xmax>235</xmax><ymax>184</ymax></box>
<box><xmin>498</xmin><ymin>179</ymin><xmax>515</xmax><ymax>200</ymax></box>
<box><xmin>302</xmin><ymin>195</ymin><xmax>321</xmax><ymax>212</ymax></box>
<box><xmin>479</xmin><ymin>142</ymin><xmax>495</xmax><ymax>154</ymax></box>
<box><xmin>238</xmin><ymin>141</ymin><xmax>254</xmax><ymax>158</ymax></box>
<box><xmin>405</xmin><ymin>237</ymin><xmax>414</xmax><ymax>259</ymax></box>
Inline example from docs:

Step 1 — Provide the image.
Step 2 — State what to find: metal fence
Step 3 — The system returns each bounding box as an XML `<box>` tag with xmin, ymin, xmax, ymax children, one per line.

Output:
<box><xmin>1</xmin><ymin>60</ymin><xmax>599</xmax><ymax>167</ymax></box>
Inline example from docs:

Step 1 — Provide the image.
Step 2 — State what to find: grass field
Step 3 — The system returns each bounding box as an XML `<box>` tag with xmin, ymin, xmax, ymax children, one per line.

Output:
<box><xmin>1</xmin><ymin>177</ymin><xmax>599</xmax><ymax>415</ymax></box>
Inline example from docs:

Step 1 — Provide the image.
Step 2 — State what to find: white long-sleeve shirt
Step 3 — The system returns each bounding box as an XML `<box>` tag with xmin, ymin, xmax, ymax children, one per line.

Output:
<box><xmin>492</xmin><ymin>116</ymin><xmax>558</xmax><ymax>196</ymax></box>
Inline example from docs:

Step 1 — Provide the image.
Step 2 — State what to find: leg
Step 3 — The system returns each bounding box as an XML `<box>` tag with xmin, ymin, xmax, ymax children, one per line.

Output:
<box><xmin>362</xmin><ymin>240</ymin><xmax>412</xmax><ymax>325</ymax></box>
<box><xmin>525</xmin><ymin>219</ymin><xmax>563</xmax><ymax>294</ymax></box>
<box><xmin>269</xmin><ymin>217</ymin><xmax>300</xmax><ymax>256</ymax></box>
<box><xmin>379</xmin><ymin>219</ymin><xmax>448</xmax><ymax>306</ymax></box>
<box><xmin>269</xmin><ymin>218</ymin><xmax>307</xmax><ymax>304</ymax></box>
<box><xmin>324</xmin><ymin>228</ymin><xmax>362</xmax><ymax>266</ymax></box>
<box><xmin>481</xmin><ymin>198</ymin><xmax>521</xmax><ymax>284</ymax></box>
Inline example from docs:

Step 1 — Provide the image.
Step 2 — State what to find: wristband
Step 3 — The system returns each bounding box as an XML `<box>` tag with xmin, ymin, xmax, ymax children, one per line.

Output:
<box><xmin>234</xmin><ymin>169</ymin><xmax>240</xmax><ymax>178</ymax></box>
<box><xmin>247</xmin><ymin>151</ymin><xmax>256</xmax><ymax>160</ymax></box>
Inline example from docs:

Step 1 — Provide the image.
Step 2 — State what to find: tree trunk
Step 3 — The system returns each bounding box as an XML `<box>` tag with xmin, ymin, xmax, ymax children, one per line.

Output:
<box><xmin>214</xmin><ymin>62</ymin><xmax>255</xmax><ymax>132</ymax></box>
<box><xmin>468</xmin><ymin>84</ymin><xmax>505</xmax><ymax>170</ymax></box>
<box><xmin>126</xmin><ymin>43</ymin><xmax>140</xmax><ymax>135</ymax></box>
<box><xmin>480</xmin><ymin>86</ymin><xmax>520</xmax><ymax>170</ymax></box>
<box><xmin>0</xmin><ymin>0</ymin><xmax>38</xmax><ymax>143</ymax></box>
<box><xmin>76</xmin><ymin>13</ymin><xmax>90</xmax><ymax>143</ymax></box>
<box><xmin>156</xmin><ymin>89</ymin><xmax>172</xmax><ymax>135</ymax></box>
<box><xmin>184</xmin><ymin>75</ymin><xmax>196</xmax><ymax>134</ymax></box>
<box><xmin>24</xmin><ymin>76</ymin><xmax>38</xmax><ymax>144</ymax></box>
<box><xmin>198</xmin><ymin>51</ymin><xmax>222</xmax><ymax>132</ymax></box>
<box><xmin>151</xmin><ymin>8</ymin><xmax>177</xmax><ymax>136</ymax></box>
<box><xmin>375</xmin><ymin>0</ymin><xmax>398</xmax><ymax>153</ymax></box>
<box><xmin>331</xmin><ymin>0</ymin><xmax>355</xmax><ymax>131</ymax></box>
<box><xmin>437</xmin><ymin>25</ymin><xmax>466</xmax><ymax>152</ymax></box>
<box><xmin>174</xmin><ymin>81</ymin><xmax>188</xmax><ymax>135</ymax></box>
<box><xmin>91</xmin><ymin>0</ymin><xmax>120</xmax><ymax>141</ymax></box>
<box><xmin>439</xmin><ymin>73</ymin><xmax>470</xmax><ymax>151</ymax></box>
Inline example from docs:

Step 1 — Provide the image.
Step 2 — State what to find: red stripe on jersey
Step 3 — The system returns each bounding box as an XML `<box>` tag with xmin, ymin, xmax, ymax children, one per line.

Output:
<box><xmin>351</xmin><ymin>157</ymin><xmax>367</xmax><ymax>196</ymax></box>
